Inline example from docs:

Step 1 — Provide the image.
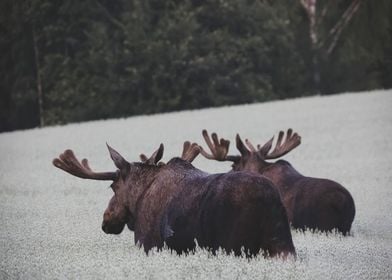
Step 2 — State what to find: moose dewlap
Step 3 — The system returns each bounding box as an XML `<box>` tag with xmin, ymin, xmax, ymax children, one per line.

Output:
<box><xmin>53</xmin><ymin>142</ymin><xmax>296</xmax><ymax>258</ymax></box>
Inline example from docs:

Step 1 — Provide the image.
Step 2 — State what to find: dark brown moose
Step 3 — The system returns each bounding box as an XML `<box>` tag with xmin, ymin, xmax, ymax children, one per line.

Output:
<box><xmin>53</xmin><ymin>142</ymin><xmax>296</xmax><ymax>258</ymax></box>
<box><xmin>200</xmin><ymin>129</ymin><xmax>355</xmax><ymax>235</ymax></box>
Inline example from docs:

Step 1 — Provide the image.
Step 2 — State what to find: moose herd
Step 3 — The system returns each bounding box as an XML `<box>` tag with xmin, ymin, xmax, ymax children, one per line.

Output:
<box><xmin>53</xmin><ymin>129</ymin><xmax>355</xmax><ymax>259</ymax></box>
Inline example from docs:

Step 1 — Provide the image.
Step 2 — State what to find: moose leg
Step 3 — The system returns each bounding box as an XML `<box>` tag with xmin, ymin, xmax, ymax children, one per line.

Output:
<box><xmin>223</xmin><ymin>202</ymin><xmax>294</xmax><ymax>258</ymax></box>
<box><xmin>200</xmin><ymin>196</ymin><xmax>267</xmax><ymax>257</ymax></box>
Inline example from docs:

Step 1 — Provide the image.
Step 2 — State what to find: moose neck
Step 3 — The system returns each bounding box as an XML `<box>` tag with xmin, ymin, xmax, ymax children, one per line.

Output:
<box><xmin>258</xmin><ymin>159</ymin><xmax>273</xmax><ymax>172</ymax></box>
<box><xmin>127</xmin><ymin>164</ymin><xmax>162</xmax><ymax>216</ymax></box>
<box><xmin>261</xmin><ymin>160</ymin><xmax>303</xmax><ymax>192</ymax></box>
<box><xmin>232</xmin><ymin>155</ymin><xmax>273</xmax><ymax>174</ymax></box>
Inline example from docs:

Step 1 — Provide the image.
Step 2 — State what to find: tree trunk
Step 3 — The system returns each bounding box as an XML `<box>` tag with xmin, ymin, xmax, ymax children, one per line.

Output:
<box><xmin>32</xmin><ymin>27</ymin><xmax>45</xmax><ymax>127</ymax></box>
<box><xmin>300</xmin><ymin>0</ymin><xmax>361</xmax><ymax>95</ymax></box>
<box><xmin>302</xmin><ymin>0</ymin><xmax>321</xmax><ymax>94</ymax></box>
<box><xmin>311</xmin><ymin>49</ymin><xmax>321</xmax><ymax>95</ymax></box>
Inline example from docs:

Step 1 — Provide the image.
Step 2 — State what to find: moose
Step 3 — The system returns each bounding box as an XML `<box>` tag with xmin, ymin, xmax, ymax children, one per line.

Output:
<box><xmin>53</xmin><ymin>141</ymin><xmax>296</xmax><ymax>258</ymax></box>
<box><xmin>199</xmin><ymin>129</ymin><xmax>355</xmax><ymax>235</ymax></box>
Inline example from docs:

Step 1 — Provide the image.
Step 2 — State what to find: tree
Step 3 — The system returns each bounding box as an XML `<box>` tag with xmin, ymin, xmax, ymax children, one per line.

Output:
<box><xmin>299</xmin><ymin>0</ymin><xmax>361</xmax><ymax>94</ymax></box>
<box><xmin>1</xmin><ymin>0</ymin><xmax>391</xmax><ymax>132</ymax></box>
<box><xmin>0</xmin><ymin>1</ymin><xmax>41</xmax><ymax>131</ymax></box>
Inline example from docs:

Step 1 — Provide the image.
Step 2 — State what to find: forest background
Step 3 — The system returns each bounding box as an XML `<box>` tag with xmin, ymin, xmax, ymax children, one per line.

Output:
<box><xmin>1</xmin><ymin>0</ymin><xmax>391</xmax><ymax>132</ymax></box>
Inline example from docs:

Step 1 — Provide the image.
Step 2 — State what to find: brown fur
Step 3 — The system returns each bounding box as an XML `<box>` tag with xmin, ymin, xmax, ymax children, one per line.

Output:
<box><xmin>54</xmin><ymin>145</ymin><xmax>296</xmax><ymax>258</ymax></box>
<box><xmin>233</xmin><ymin>156</ymin><xmax>355</xmax><ymax>235</ymax></box>
<box><xmin>200</xmin><ymin>130</ymin><xmax>356</xmax><ymax>235</ymax></box>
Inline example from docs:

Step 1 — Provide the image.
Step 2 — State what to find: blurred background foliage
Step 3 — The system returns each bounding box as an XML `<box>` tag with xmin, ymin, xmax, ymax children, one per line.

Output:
<box><xmin>1</xmin><ymin>0</ymin><xmax>391</xmax><ymax>131</ymax></box>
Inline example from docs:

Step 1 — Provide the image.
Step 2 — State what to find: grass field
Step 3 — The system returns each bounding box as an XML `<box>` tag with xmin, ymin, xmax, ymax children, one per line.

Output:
<box><xmin>1</xmin><ymin>90</ymin><xmax>391</xmax><ymax>279</ymax></box>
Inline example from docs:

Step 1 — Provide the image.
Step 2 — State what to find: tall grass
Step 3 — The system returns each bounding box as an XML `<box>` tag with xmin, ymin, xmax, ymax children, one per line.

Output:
<box><xmin>0</xmin><ymin>90</ymin><xmax>391</xmax><ymax>279</ymax></box>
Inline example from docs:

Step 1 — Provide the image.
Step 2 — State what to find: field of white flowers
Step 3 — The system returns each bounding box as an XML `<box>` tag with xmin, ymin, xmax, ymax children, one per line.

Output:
<box><xmin>1</xmin><ymin>90</ymin><xmax>391</xmax><ymax>279</ymax></box>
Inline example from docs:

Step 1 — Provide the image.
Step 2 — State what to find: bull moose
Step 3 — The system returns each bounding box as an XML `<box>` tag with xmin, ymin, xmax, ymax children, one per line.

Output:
<box><xmin>199</xmin><ymin>129</ymin><xmax>355</xmax><ymax>235</ymax></box>
<box><xmin>53</xmin><ymin>141</ymin><xmax>296</xmax><ymax>258</ymax></box>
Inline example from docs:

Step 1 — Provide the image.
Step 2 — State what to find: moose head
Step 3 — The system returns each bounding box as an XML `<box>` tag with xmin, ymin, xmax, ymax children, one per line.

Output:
<box><xmin>53</xmin><ymin>142</ymin><xmax>200</xmax><ymax>236</ymax></box>
<box><xmin>53</xmin><ymin>144</ymin><xmax>164</xmax><ymax>235</ymax></box>
<box><xmin>199</xmin><ymin>129</ymin><xmax>301</xmax><ymax>173</ymax></box>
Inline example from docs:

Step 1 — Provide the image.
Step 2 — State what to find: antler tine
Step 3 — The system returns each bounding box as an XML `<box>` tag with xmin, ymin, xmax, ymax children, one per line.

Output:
<box><xmin>257</xmin><ymin>136</ymin><xmax>274</xmax><ymax>157</ymax></box>
<box><xmin>139</xmin><ymin>154</ymin><xmax>149</xmax><ymax>162</ymax></box>
<box><xmin>181</xmin><ymin>141</ymin><xmax>201</xmax><ymax>163</ymax></box>
<box><xmin>199</xmin><ymin>130</ymin><xmax>225</xmax><ymax>160</ymax></box>
<box><xmin>81</xmin><ymin>158</ymin><xmax>92</xmax><ymax>171</ymax></box>
<box><xmin>53</xmin><ymin>149</ymin><xmax>117</xmax><ymax>181</ymax></box>
<box><xmin>265</xmin><ymin>129</ymin><xmax>301</xmax><ymax>159</ymax></box>
<box><xmin>245</xmin><ymin>139</ymin><xmax>257</xmax><ymax>152</ymax></box>
<box><xmin>200</xmin><ymin>129</ymin><xmax>216</xmax><ymax>159</ymax></box>
<box><xmin>199</xmin><ymin>129</ymin><xmax>239</xmax><ymax>162</ymax></box>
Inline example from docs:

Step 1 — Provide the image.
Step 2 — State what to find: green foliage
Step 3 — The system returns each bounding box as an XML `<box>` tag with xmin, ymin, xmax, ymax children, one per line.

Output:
<box><xmin>317</xmin><ymin>0</ymin><xmax>392</xmax><ymax>94</ymax></box>
<box><xmin>0</xmin><ymin>0</ymin><xmax>391</xmax><ymax>131</ymax></box>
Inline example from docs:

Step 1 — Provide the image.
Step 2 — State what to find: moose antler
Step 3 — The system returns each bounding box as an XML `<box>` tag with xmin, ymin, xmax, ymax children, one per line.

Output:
<box><xmin>53</xmin><ymin>149</ymin><xmax>117</xmax><ymax>180</ymax></box>
<box><xmin>245</xmin><ymin>129</ymin><xmax>301</xmax><ymax>160</ymax></box>
<box><xmin>181</xmin><ymin>141</ymin><xmax>201</xmax><ymax>162</ymax></box>
<box><xmin>199</xmin><ymin>129</ymin><xmax>240</xmax><ymax>162</ymax></box>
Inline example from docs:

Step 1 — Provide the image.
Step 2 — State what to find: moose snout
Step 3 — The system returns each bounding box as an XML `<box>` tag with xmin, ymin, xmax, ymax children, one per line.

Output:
<box><xmin>101</xmin><ymin>219</ymin><xmax>126</xmax><ymax>234</ymax></box>
<box><xmin>102</xmin><ymin>210</ymin><xmax>122</xmax><ymax>234</ymax></box>
<box><xmin>101</xmin><ymin>221</ymin><xmax>109</xmax><ymax>234</ymax></box>
<box><xmin>102</xmin><ymin>212</ymin><xmax>110</xmax><ymax>233</ymax></box>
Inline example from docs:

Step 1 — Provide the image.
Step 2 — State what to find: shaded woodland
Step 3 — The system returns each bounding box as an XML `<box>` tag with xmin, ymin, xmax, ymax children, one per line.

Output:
<box><xmin>1</xmin><ymin>0</ymin><xmax>391</xmax><ymax>131</ymax></box>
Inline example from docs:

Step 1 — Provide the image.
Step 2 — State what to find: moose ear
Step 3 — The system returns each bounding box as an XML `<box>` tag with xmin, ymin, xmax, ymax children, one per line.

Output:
<box><xmin>236</xmin><ymin>134</ymin><xmax>250</xmax><ymax>157</ymax></box>
<box><xmin>150</xmin><ymin>143</ymin><xmax>164</xmax><ymax>164</ymax></box>
<box><xmin>106</xmin><ymin>143</ymin><xmax>130</xmax><ymax>171</ymax></box>
<box><xmin>140</xmin><ymin>143</ymin><xmax>164</xmax><ymax>165</ymax></box>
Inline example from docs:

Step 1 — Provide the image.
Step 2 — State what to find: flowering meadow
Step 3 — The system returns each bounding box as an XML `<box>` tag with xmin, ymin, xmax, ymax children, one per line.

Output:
<box><xmin>0</xmin><ymin>90</ymin><xmax>391</xmax><ymax>279</ymax></box>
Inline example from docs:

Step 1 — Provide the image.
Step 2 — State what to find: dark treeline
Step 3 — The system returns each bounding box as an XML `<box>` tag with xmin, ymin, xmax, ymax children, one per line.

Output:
<box><xmin>1</xmin><ymin>0</ymin><xmax>391</xmax><ymax>132</ymax></box>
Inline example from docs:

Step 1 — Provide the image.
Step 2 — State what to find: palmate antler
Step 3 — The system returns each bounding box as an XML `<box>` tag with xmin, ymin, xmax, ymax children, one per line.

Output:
<box><xmin>53</xmin><ymin>149</ymin><xmax>117</xmax><ymax>180</ymax></box>
<box><xmin>181</xmin><ymin>141</ymin><xmax>201</xmax><ymax>162</ymax></box>
<box><xmin>200</xmin><ymin>129</ymin><xmax>301</xmax><ymax>161</ymax></box>
<box><xmin>199</xmin><ymin>130</ymin><xmax>241</xmax><ymax>162</ymax></box>
<box><xmin>245</xmin><ymin>129</ymin><xmax>301</xmax><ymax>160</ymax></box>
